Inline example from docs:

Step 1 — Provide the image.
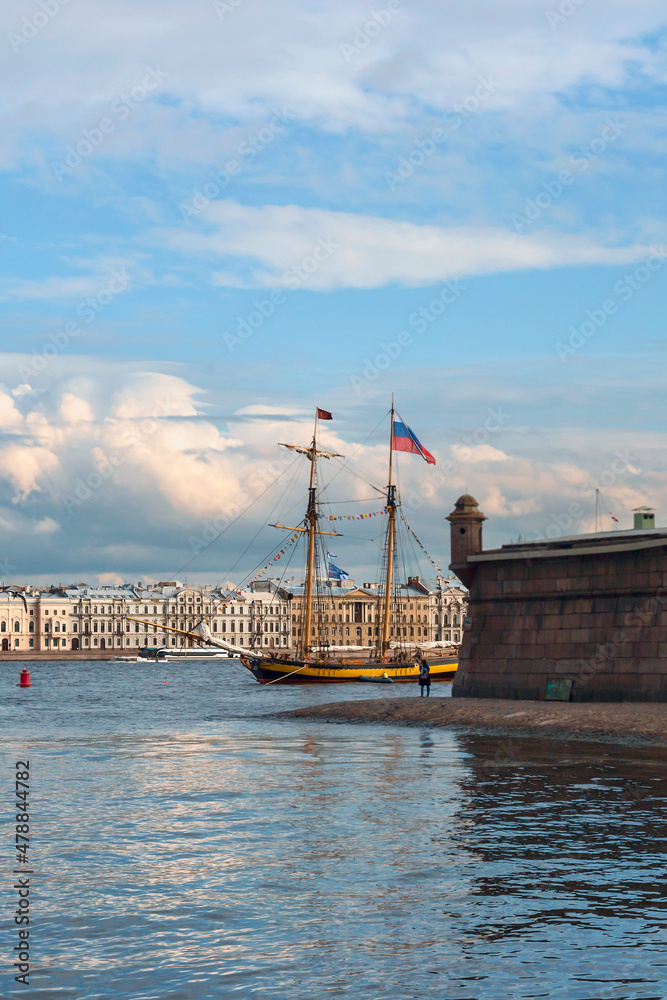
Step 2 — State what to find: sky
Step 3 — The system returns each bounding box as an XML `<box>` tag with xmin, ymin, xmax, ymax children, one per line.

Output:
<box><xmin>1</xmin><ymin>0</ymin><xmax>667</xmax><ymax>587</ymax></box>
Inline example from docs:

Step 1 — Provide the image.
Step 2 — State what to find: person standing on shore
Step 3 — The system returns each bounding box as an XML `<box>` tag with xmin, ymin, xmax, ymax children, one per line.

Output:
<box><xmin>418</xmin><ymin>657</ymin><xmax>430</xmax><ymax>697</ymax></box>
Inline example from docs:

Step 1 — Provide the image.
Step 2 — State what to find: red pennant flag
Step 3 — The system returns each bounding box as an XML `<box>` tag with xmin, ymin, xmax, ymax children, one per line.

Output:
<box><xmin>317</xmin><ymin>408</ymin><xmax>333</xmax><ymax>420</ymax></box>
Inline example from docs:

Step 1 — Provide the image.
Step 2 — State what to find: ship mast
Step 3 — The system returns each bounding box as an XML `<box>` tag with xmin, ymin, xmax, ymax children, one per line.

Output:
<box><xmin>381</xmin><ymin>396</ymin><xmax>396</xmax><ymax>657</ymax></box>
<box><xmin>301</xmin><ymin>411</ymin><xmax>319</xmax><ymax>659</ymax></box>
<box><xmin>272</xmin><ymin>411</ymin><xmax>342</xmax><ymax>661</ymax></box>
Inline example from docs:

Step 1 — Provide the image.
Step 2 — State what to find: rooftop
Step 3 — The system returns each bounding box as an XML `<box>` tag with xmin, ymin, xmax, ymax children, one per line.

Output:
<box><xmin>469</xmin><ymin>527</ymin><xmax>667</xmax><ymax>563</ymax></box>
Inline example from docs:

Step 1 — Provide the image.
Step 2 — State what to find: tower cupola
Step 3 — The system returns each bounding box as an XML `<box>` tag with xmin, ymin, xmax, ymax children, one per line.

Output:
<box><xmin>447</xmin><ymin>494</ymin><xmax>487</xmax><ymax>586</ymax></box>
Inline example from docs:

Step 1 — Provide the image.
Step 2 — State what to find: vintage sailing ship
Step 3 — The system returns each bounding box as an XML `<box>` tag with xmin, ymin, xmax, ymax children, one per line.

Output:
<box><xmin>126</xmin><ymin>401</ymin><xmax>459</xmax><ymax>683</ymax></box>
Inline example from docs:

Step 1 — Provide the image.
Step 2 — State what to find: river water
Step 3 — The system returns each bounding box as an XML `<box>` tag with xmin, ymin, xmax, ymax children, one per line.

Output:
<box><xmin>1</xmin><ymin>659</ymin><xmax>666</xmax><ymax>999</ymax></box>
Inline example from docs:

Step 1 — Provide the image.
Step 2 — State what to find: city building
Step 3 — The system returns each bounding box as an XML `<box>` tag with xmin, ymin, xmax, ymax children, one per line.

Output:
<box><xmin>0</xmin><ymin>581</ymin><xmax>292</xmax><ymax>653</ymax></box>
<box><xmin>0</xmin><ymin>573</ymin><xmax>466</xmax><ymax>654</ymax></box>
<box><xmin>282</xmin><ymin>575</ymin><xmax>467</xmax><ymax>648</ymax></box>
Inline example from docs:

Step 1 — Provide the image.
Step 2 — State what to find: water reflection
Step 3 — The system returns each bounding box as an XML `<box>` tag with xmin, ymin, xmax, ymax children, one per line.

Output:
<box><xmin>1</xmin><ymin>662</ymin><xmax>666</xmax><ymax>999</ymax></box>
<box><xmin>444</xmin><ymin>734</ymin><xmax>667</xmax><ymax>997</ymax></box>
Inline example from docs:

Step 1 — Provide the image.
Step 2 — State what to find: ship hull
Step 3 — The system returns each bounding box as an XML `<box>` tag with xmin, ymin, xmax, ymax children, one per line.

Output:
<box><xmin>241</xmin><ymin>655</ymin><xmax>457</xmax><ymax>684</ymax></box>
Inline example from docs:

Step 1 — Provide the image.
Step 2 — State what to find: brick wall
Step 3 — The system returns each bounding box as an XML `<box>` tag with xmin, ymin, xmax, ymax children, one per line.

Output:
<box><xmin>452</xmin><ymin>544</ymin><xmax>667</xmax><ymax>702</ymax></box>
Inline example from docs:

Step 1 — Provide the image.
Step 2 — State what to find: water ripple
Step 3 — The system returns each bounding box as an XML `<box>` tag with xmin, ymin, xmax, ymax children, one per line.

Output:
<box><xmin>1</xmin><ymin>661</ymin><xmax>666</xmax><ymax>998</ymax></box>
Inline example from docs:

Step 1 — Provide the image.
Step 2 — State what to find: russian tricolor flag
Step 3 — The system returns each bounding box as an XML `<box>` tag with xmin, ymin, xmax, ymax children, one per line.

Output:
<box><xmin>392</xmin><ymin>417</ymin><xmax>436</xmax><ymax>465</ymax></box>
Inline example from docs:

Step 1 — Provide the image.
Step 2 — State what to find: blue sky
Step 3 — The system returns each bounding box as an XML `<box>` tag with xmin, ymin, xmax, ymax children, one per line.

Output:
<box><xmin>1</xmin><ymin>0</ymin><xmax>667</xmax><ymax>585</ymax></box>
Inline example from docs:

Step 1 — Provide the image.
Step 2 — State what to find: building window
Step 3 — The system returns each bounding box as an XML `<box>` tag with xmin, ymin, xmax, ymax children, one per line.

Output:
<box><xmin>1</xmin><ymin>622</ymin><xmax>5</xmax><ymax>633</ymax></box>
<box><xmin>29</xmin><ymin>639</ymin><xmax>33</xmax><ymax>648</ymax></box>
<box><xmin>14</xmin><ymin>621</ymin><xmax>19</xmax><ymax>632</ymax></box>
<box><xmin>29</xmin><ymin>622</ymin><xmax>34</xmax><ymax>633</ymax></box>
<box><xmin>14</xmin><ymin>638</ymin><xmax>19</xmax><ymax>647</ymax></box>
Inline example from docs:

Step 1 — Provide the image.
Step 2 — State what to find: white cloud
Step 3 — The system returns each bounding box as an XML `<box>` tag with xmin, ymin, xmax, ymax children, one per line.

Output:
<box><xmin>0</xmin><ymin>445</ymin><xmax>60</xmax><ymax>501</ymax></box>
<box><xmin>0</xmin><ymin>275</ymin><xmax>109</xmax><ymax>303</ymax></box>
<box><xmin>0</xmin><ymin>390</ymin><xmax>25</xmax><ymax>429</ymax></box>
<box><xmin>1</xmin><ymin>0</ymin><xmax>666</xmax><ymax>159</ymax></box>
<box><xmin>110</xmin><ymin>372</ymin><xmax>200</xmax><ymax>419</ymax></box>
<box><xmin>451</xmin><ymin>444</ymin><xmax>507</xmax><ymax>464</ymax></box>
<box><xmin>34</xmin><ymin>516</ymin><xmax>60</xmax><ymax>534</ymax></box>
<box><xmin>159</xmin><ymin>200</ymin><xmax>656</xmax><ymax>289</ymax></box>
<box><xmin>59</xmin><ymin>393</ymin><xmax>94</xmax><ymax>424</ymax></box>
<box><xmin>97</xmin><ymin>572</ymin><xmax>125</xmax><ymax>585</ymax></box>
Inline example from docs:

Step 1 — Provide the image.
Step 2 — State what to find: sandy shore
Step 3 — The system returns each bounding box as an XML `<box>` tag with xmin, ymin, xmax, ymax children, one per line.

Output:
<box><xmin>280</xmin><ymin>696</ymin><xmax>667</xmax><ymax>746</ymax></box>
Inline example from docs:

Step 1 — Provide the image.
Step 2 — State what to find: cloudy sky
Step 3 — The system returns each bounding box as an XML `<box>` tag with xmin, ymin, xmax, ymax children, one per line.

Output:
<box><xmin>1</xmin><ymin>0</ymin><xmax>666</xmax><ymax>586</ymax></box>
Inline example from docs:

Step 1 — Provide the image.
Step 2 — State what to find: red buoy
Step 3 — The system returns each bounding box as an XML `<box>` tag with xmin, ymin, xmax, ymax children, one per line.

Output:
<box><xmin>18</xmin><ymin>669</ymin><xmax>32</xmax><ymax>688</ymax></box>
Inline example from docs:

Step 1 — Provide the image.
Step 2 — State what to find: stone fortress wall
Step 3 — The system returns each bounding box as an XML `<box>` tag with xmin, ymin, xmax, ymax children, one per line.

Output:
<box><xmin>448</xmin><ymin>495</ymin><xmax>667</xmax><ymax>703</ymax></box>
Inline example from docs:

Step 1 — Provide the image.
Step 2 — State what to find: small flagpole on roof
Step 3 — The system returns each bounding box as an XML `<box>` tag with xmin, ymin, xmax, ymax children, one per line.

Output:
<box><xmin>595</xmin><ymin>488</ymin><xmax>599</xmax><ymax>533</ymax></box>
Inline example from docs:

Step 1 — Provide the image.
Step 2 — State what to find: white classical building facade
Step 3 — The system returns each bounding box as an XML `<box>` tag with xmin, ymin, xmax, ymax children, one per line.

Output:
<box><xmin>0</xmin><ymin>575</ymin><xmax>466</xmax><ymax>653</ymax></box>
